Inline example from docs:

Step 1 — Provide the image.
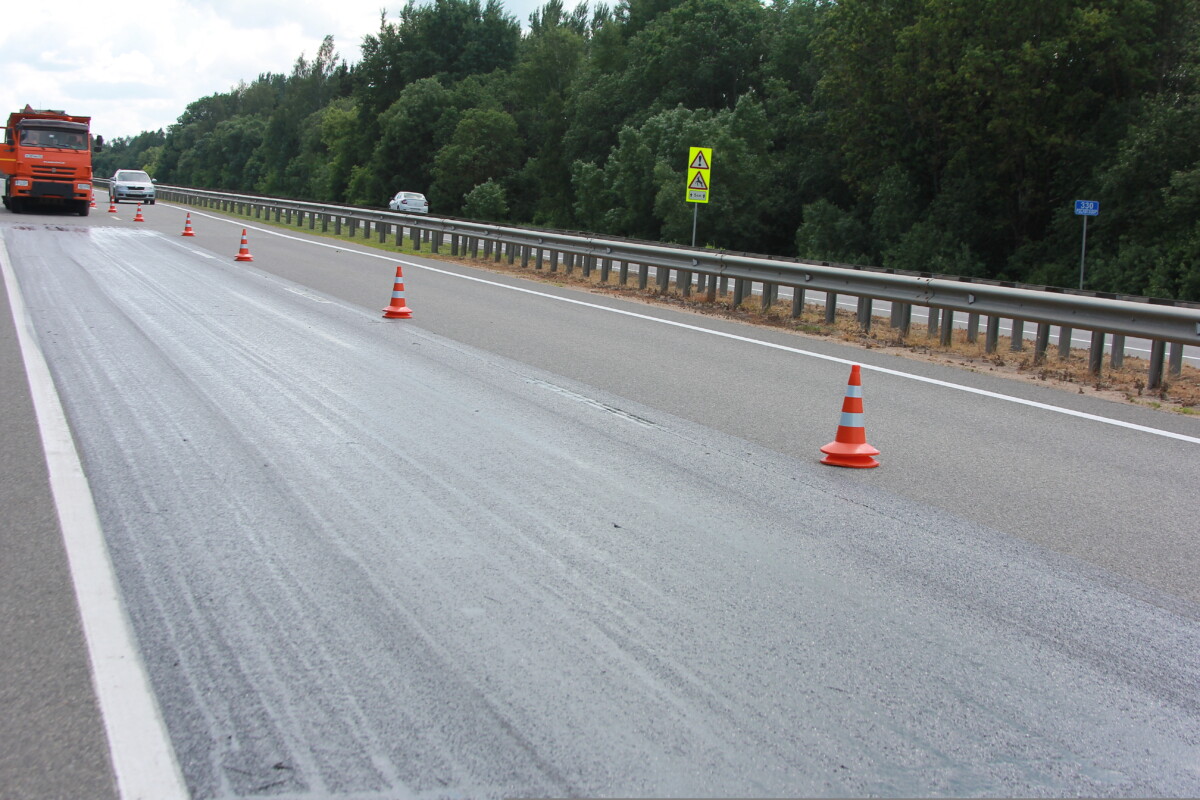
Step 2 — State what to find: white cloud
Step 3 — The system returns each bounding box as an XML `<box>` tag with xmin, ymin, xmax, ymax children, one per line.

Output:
<box><xmin>0</xmin><ymin>0</ymin><xmax>547</xmax><ymax>140</ymax></box>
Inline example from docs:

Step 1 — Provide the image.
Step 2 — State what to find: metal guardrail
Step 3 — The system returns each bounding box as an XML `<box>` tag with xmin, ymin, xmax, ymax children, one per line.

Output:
<box><xmin>117</xmin><ymin>182</ymin><xmax>1199</xmax><ymax>389</ymax></box>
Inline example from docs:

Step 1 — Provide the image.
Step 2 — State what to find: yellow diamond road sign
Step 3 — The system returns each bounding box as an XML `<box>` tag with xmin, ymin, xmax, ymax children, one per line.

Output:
<box><xmin>686</xmin><ymin>146</ymin><xmax>712</xmax><ymax>204</ymax></box>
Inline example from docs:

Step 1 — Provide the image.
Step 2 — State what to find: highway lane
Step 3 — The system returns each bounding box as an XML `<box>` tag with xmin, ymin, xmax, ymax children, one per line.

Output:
<box><xmin>4</xmin><ymin>206</ymin><xmax>1200</xmax><ymax>797</ymax></box>
<box><xmin>130</xmin><ymin>203</ymin><xmax>1200</xmax><ymax>606</ymax></box>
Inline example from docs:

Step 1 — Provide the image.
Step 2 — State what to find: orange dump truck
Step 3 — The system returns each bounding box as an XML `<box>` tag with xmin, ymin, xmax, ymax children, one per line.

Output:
<box><xmin>1</xmin><ymin>104</ymin><xmax>103</xmax><ymax>216</ymax></box>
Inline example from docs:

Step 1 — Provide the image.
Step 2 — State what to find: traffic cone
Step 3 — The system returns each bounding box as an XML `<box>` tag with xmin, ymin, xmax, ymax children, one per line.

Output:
<box><xmin>820</xmin><ymin>364</ymin><xmax>880</xmax><ymax>468</ymax></box>
<box><xmin>234</xmin><ymin>229</ymin><xmax>254</xmax><ymax>262</ymax></box>
<box><xmin>181</xmin><ymin>213</ymin><xmax>195</xmax><ymax>237</ymax></box>
<box><xmin>133</xmin><ymin>204</ymin><xmax>145</xmax><ymax>222</ymax></box>
<box><xmin>89</xmin><ymin>196</ymin><xmax>96</xmax><ymax>208</ymax></box>
<box><xmin>382</xmin><ymin>265</ymin><xmax>413</xmax><ymax>319</ymax></box>
<box><xmin>107</xmin><ymin>200</ymin><xmax>117</xmax><ymax>213</ymax></box>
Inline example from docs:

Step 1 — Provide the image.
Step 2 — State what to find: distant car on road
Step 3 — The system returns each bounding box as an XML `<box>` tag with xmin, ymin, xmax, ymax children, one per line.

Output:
<box><xmin>388</xmin><ymin>191</ymin><xmax>428</xmax><ymax>214</ymax></box>
<box><xmin>110</xmin><ymin>170</ymin><xmax>156</xmax><ymax>204</ymax></box>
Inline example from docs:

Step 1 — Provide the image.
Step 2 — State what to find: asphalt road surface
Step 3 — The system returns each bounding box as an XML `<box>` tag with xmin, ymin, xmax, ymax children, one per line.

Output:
<box><xmin>3</xmin><ymin>203</ymin><xmax>1200</xmax><ymax>798</ymax></box>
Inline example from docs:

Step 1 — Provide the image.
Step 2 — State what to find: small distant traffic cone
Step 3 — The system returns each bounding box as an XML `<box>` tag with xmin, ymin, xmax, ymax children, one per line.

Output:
<box><xmin>382</xmin><ymin>266</ymin><xmax>413</xmax><ymax>319</ymax></box>
<box><xmin>108</xmin><ymin>200</ymin><xmax>117</xmax><ymax>213</ymax></box>
<box><xmin>234</xmin><ymin>229</ymin><xmax>254</xmax><ymax>262</ymax></box>
<box><xmin>89</xmin><ymin>196</ymin><xmax>96</xmax><ymax>208</ymax></box>
<box><xmin>181</xmin><ymin>213</ymin><xmax>195</xmax><ymax>236</ymax></box>
<box><xmin>820</xmin><ymin>364</ymin><xmax>880</xmax><ymax>468</ymax></box>
<box><xmin>133</xmin><ymin>204</ymin><xmax>145</xmax><ymax>222</ymax></box>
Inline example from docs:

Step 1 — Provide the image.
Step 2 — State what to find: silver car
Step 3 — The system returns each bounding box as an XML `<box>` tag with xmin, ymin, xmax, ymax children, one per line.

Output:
<box><xmin>110</xmin><ymin>170</ymin><xmax>156</xmax><ymax>204</ymax></box>
<box><xmin>388</xmin><ymin>191</ymin><xmax>428</xmax><ymax>214</ymax></box>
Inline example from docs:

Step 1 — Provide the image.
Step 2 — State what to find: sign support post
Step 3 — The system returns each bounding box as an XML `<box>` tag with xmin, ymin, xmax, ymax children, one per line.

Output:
<box><xmin>1074</xmin><ymin>199</ymin><xmax>1099</xmax><ymax>290</ymax></box>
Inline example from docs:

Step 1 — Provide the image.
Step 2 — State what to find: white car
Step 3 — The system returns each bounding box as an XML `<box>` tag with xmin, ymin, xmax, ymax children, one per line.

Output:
<box><xmin>388</xmin><ymin>191</ymin><xmax>428</xmax><ymax>214</ymax></box>
<box><xmin>110</xmin><ymin>169</ymin><xmax>156</xmax><ymax>204</ymax></box>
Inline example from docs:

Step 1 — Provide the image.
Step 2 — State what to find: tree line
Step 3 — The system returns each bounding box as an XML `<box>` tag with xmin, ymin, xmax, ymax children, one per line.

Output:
<box><xmin>94</xmin><ymin>0</ymin><xmax>1200</xmax><ymax>301</ymax></box>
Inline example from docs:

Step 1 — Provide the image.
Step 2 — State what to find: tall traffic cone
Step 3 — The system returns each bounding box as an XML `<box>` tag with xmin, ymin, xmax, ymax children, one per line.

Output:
<box><xmin>107</xmin><ymin>198</ymin><xmax>117</xmax><ymax>213</ymax></box>
<box><xmin>181</xmin><ymin>213</ymin><xmax>196</xmax><ymax>237</ymax></box>
<box><xmin>820</xmin><ymin>364</ymin><xmax>880</xmax><ymax>468</ymax></box>
<box><xmin>133</xmin><ymin>204</ymin><xmax>145</xmax><ymax>222</ymax></box>
<box><xmin>382</xmin><ymin>265</ymin><xmax>413</xmax><ymax>319</ymax></box>
<box><xmin>234</xmin><ymin>229</ymin><xmax>254</xmax><ymax>261</ymax></box>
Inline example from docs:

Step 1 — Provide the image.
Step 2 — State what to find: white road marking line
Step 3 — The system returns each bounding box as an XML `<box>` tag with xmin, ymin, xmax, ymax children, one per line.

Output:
<box><xmin>188</xmin><ymin>210</ymin><xmax>1200</xmax><ymax>445</ymax></box>
<box><xmin>0</xmin><ymin>234</ymin><xmax>190</xmax><ymax>800</ymax></box>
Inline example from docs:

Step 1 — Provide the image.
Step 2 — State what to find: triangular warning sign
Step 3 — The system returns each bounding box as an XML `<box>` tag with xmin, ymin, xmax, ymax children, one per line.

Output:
<box><xmin>689</xmin><ymin>152</ymin><xmax>710</xmax><ymax>171</ymax></box>
<box><xmin>688</xmin><ymin>171</ymin><xmax>708</xmax><ymax>190</ymax></box>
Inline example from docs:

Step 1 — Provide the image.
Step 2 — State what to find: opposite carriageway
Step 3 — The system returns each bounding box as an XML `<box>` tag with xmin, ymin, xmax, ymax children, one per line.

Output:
<box><xmin>132</xmin><ymin>182</ymin><xmax>1200</xmax><ymax>390</ymax></box>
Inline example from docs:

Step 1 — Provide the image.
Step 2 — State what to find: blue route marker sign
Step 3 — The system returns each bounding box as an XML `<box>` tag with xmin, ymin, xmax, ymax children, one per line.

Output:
<box><xmin>1074</xmin><ymin>199</ymin><xmax>1100</xmax><ymax>216</ymax></box>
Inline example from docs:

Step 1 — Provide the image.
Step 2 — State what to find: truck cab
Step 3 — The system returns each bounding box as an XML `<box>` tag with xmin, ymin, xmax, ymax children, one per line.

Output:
<box><xmin>1</xmin><ymin>105</ymin><xmax>101</xmax><ymax>216</ymax></box>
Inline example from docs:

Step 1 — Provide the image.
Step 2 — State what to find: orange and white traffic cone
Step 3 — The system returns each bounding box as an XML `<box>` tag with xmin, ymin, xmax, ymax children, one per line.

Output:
<box><xmin>89</xmin><ymin>196</ymin><xmax>96</xmax><ymax>208</ymax></box>
<box><xmin>181</xmin><ymin>213</ymin><xmax>196</xmax><ymax>237</ymax></box>
<box><xmin>382</xmin><ymin>265</ymin><xmax>413</xmax><ymax>319</ymax></box>
<box><xmin>133</xmin><ymin>204</ymin><xmax>145</xmax><ymax>222</ymax></box>
<box><xmin>234</xmin><ymin>229</ymin><xmax>254</xmax><ymax>262</ymax></box>
<box><xmin>820</xmin><ymin>364</ymin><xmax>880</xmax><ymax>468</ymax></box>
<box><xmin>107</xmin><ymin>199</ymin><xmax>117</xmax><ymax>213</ymax></box>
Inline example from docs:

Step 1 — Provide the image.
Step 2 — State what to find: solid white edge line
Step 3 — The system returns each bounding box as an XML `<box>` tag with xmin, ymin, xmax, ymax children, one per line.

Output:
<box><xmin>0</xmin><ymin>234</ymin><xmax>190</xmax><ymax>800</ymax></box>
<box><xmin>191</xmin><ymin>210</ymin><xmax>1200</xmax><ymax>446</ymax></box>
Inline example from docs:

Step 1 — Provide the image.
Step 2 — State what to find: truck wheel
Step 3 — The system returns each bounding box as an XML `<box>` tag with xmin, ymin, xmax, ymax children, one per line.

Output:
<box><xmin>77</xmin><ymin>201</ymin><xmax>90</xmax><ymax>217</ymax></box>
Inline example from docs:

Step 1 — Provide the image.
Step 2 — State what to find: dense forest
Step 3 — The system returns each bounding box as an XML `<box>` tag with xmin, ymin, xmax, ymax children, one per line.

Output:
<box><xmin>94</xmin><ymin>0</ymin><xmax>1200</xmax><ymax>301</ymax></box>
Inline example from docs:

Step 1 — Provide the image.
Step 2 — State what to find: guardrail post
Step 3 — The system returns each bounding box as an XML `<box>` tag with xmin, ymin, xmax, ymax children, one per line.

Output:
<box><xmin>362</xmin><ymin>220</ymin><xmax>371</xmax><ymax>240</ymax></box>
<box><xmin>927</xmin><ymin>306</ymin><xmax>939</xmax><ymax>338</ymax></box>
<box><xmin>379</xmin><ymin>222</ymin><xmax>388</xmax><ymax>243</ymax></box>
<box><xmin>276</xmin><ymin>207</ymin><xmax>283</xmax><ymax>223</ymax></box>
<box><xmin>1169</xmin><ymin>342</ymin><xmax>1184</xmax><ymax>376</ymax></box>
<box><xmin>1088</xmin><ymin>331</ymin><xmax>1105</xmax><ymax>375</ymax></box>
<box><xmin>1110</xmin><ymin>334</ymin><xmax>1125</xmax><ymax>369</ymax></box>
<box><xmin>432</xmin><ymin>231</ymin><xmax>441</xmax><ymax>254</ymax></box>
<box><xmin>1148</xmin><ymin>340</ymin><xmax>1166</xmax><ymax>389</ymax></box>
<box><xmin>657</xmin><ymin>265</ymin><xmax>671</xmax><ymax>292</ymax></box>
<box><xmin>985</xmin><ymin>316</ymin><xmax>1000</xmax><ymax>353</ymax></box>
<box><xmin>600</xmin><ymin>258</ymin><xmax>611</xmax><ymax>283</ymax></box>
<box><xmin>791</xmin><ymin>288</ymin><xmax>806</xmax><ymax>319</ymax></box>
<box><xmin>451</xmin><ymin>234</ymin><xmax>460</xmax><ymax>256</ymax></box>
<box><xmin>505</xmin><ymin>241</ymin><xmax>514</xmax><ymax>264</ymax></box>
<box><xmin>549</xmin><ymin>250</ymin><xmax>558</xmax><ymax>272</ymax></box>
<box><xmin>494</xmin><ymin>241</ymin><xmax>503</xmax><ymax>263</ymax></box>
<box><xmin>564</xmin><ymin>252</ymin><xmax>574</xmax><ymax>274</ymax></box>
<box><xmin>1058</xmin><ymin>326</ymin><xmax>1073</xmax><ymax>359</ymax></box>
<box><xmin>940</xmin><ymin>309</ymin><xmax>953</xmax><ymax>346</ymax></box>
<box><xmin>1010</xmin><ymin>319</ymin><xmax>1025</xmax><ymax>351</ymax></box>
<box><xmin>334</xmin><ymin>215</ymin><xmax>342</xmax><ymax>235</ymax></box>
<box><xmin>760</xmin><ymin>282</ymin><xmax>773</xmax><ymax>310</ymax></box>
<box><xmin>413</xmin><ymin>228</ymin><xmax>422</xmax><ymax>251</ymax></box>
<box><xmin>620</xmin><ymin>261</ymin><xmax>630</xmax><ymax>286</ymax></box>
<box><xmin>1034</xmin><ymin>323</ymin><xmax>1051</xmax><ymax>363</ymax></box>
<box><xmin>483</xmin><ymin>239</ymin><xmax>492</xmax><ymax>259</ymax></box>
<box><xmin>967</xmin><ymin>313</ymin><xmax>979</xmax><ymax>344</ymax></box>
<box><xmin>535</xmin><ymin>247</ymin><xmax>543</xmax><ymax>270</ymax></box>
<box><xmin>309</xmin><ymin>212</ymin><xmax>316</xmax><ymax>230</ymax></box>
<box><xmin>856</xmin><ymin>296</ymin><xmax>872</xmax><ymax>331</ymax></box>
<box><xmin>348</xmin><ymin>218</ymin><xmax>357</xmax><ymax>237</ymax></box>
<box><xmin>732</xmin><ymin>278</ymin><xmax>747</xmax><ymax>307</ymax></box>
<box><xmin>638</xmin><ymin>263</ymin><xmax>649</xmax><ymax>289</ymax></box>
<box><xmin>895</xmin><ymin>303</ymin><xmax>912</xmax><ymax>337</ymax></box>
<box><xmin>679</xmin><ymin>269</ymin><xmax>692</xmax><ymax>296</ymax></box>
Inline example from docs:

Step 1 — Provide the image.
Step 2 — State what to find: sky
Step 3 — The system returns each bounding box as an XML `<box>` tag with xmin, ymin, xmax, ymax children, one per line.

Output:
<box><xmin>1</xmin><ymin>0</ymin><xmax>545</xmax><ymax>141</ymax></box>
